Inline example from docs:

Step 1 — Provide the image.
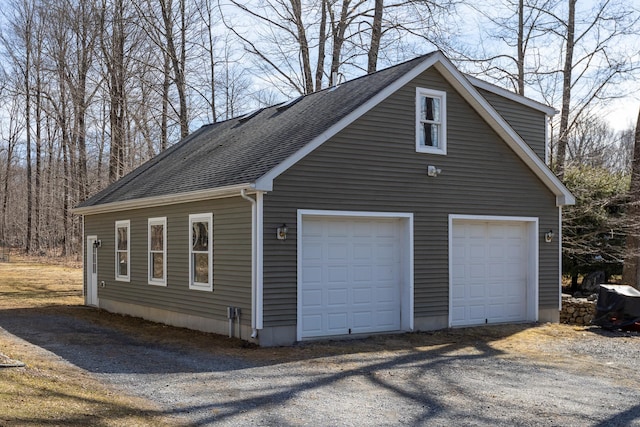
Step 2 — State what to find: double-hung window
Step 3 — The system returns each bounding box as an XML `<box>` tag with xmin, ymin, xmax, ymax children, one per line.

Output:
<box><xmin>148</xmin><ymin>217</ymin><xmax>167</xmax><ymax>286</ymax></box>
<box><xmin>189</xmin><ymin>213</ymin><xmax>213</xmax><ymax>291</ymax></box>
<box><xmin>115</xmin><ymin>220</ymin><xmax>130</xmax><ymax>281</ymax></box>
<box><xmin>416</xmin><ymin>87</ymin><xmax>447</xmax><ymax>155</ymax></box>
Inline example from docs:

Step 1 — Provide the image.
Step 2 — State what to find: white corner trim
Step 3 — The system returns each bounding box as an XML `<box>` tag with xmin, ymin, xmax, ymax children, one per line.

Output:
<box><xmin>558</xmin><ymin>206</ymin><xmax>563</xmax><ymax>311</ymax></box>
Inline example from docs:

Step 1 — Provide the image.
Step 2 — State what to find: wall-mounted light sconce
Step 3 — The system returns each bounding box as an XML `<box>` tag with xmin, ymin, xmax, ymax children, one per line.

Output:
<box><xmin>544</xmin><ymin>230</ymin><xmax>554</xmax><ymax>243</ymax></box>
<box><xmin>427</xmin><ymin>165</ymin><xmax>442</xmax><ymax>177</ymax></box>
<box><xmin>93</xmin><ymin>240</ymin><xmax>102</xmax><ymax>248</ymax></box>
<box><xmin>277</xmin><ymin>224</ymin><xmax>288</xmax><ymax>241</ymax></box>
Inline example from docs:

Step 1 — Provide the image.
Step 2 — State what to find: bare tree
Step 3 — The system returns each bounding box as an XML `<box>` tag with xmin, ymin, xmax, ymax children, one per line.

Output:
<box><xmin>622</xmin><ymin>109</ymin><xmax>640</xmax><ymax>288</ymax></box>
<box><xmin>367</xmin><ymin>0</ymin><xmax>383</xmax><ymax>73</ymax></box>
<box><xmin>100</xmin><ymin>0</ymin><xmax>128</xmax><ymax>183</ymax></box>
<box><xmin>449</xmin><ymin>0</ymin><xmax>558</xmax><ymax>95</ymax></box>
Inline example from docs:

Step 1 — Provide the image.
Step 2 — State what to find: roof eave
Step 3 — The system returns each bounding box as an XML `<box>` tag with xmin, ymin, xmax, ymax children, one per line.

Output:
<box><xmin>72</xmin><ymin>183</ymin><xmax>255</xmax><ymax>215</ymax></box>
<box><xmin>466</xmin><ymin>75</ymin><xmax>558</xmax><ymax>116</ymax></box>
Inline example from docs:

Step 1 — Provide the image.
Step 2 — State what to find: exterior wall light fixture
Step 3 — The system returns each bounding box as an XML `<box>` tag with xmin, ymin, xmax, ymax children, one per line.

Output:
<box><xmin>544</xmin><ymin>229</ymin><xmax>554</xmax><ymax>243</ymax></box>
<box><xmin>277</xmin><ymin>224</ymin><xmax>288</xmax><ymax>241</ymax></box>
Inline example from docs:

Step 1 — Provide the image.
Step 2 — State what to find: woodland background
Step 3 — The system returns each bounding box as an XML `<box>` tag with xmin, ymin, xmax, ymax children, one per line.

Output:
<box><xmin>0</xmin><ymin>0</ymin><xmax>639</xmax><ymax>280</ymax></box>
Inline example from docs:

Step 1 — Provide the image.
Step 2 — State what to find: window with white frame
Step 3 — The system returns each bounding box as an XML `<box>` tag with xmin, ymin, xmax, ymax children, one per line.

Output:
<box><xmin>189</xmin><ymin>213</ymin><xmax>213</xmax><ymax>291</ymax></box>
<box><xmin>148</xmin><ymin>217</ymin><xmax>167</xmax><ymax>286</ymax></box>
<box><xmin>416</xmin><ymin>87</ymin><xmax>447</xmax><ymax>155</ymax></box>
<box><xmin>115</xmin><ymin>220</ymin><xmax>130</xmax><ymax>281</ymax></box>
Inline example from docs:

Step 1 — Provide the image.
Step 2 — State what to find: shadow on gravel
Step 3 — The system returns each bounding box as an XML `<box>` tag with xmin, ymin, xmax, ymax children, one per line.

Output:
<box><xmin>0</xmin><ymin>306</ymin><xmax>256</xmax><ymax>374</ymax></box>
<box><xmin>3</xmin><ymin>305</ymin><xmax>640</xmax><ymax>426</ymax></box>
<box><xmin>0</xmin><ymin>304</ymin><xmax>522</xmax><ymax>375</ymax></box>
<box><xmin>594</xmin><ymin>404</ymin><xmax>640</xmax><ymax>427</ymax></box>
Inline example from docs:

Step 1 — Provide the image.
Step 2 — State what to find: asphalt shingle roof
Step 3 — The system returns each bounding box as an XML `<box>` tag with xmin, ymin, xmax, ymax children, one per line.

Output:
<box><xmin>78</xmin><ymin>53</ymin><xmax>434</xmax><ymax>208</ymax></box>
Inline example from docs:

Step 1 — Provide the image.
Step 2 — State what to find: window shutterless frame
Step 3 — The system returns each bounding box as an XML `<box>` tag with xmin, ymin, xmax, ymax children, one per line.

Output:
<box><xmin>148</xmin><ymin>217</ymin><xmax>167</xmax><ymax>286</ymax></box>
<box><xmin>415</xmin><ymin>87</ymin><xmax>447</xmax><ymax>155</ymax></box>
<box><xmin>115</xmin><ymin>220</ymin><xmax>130</xmax><ymax>282</ymax></box>
<box><xmin>189</xmin><ymin>213</ymin><xmax>213</xmax><ymax>291</ymax></box>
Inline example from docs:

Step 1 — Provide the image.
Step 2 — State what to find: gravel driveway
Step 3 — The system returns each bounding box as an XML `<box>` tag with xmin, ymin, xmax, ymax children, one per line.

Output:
<box><xmin>1</xmin><ymin>307</ymin><xmax>639</xmax><ymax>427</ymax></box>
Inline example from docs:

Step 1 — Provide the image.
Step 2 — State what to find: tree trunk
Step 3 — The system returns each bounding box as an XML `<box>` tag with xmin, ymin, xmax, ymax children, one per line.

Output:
<box><xmin>622</xmin><ymin>108</ymin><xmax>640</xmax><ymax>288</ymax></box>
<box><xmin>555</xmin><ymin>0</ymin><xmax>576</xmax><ymax>178</ymax></box>
<box><xmin>23</xmin><ymin>10</ymin><xmax>33</xmax><ymax>254</ymax></box>
<box><xmin>329</xmin><ymin>0</ymin><xmax>350</xmax><ymax>86</ymax></box>
<box><xmin>314</xmin><ymin>0</ymin><xmax>327</xmax><ymax>91</ymax></box>
<box><xmin>516</xmin><ymin>0</ymin><xmax>524</xmax><ymax>95</ymax></box>
<box><xmin>160</xmin><ymin>0</ymin><xmax>189</xmax><ymax>138</ymax></box>
<box><xmin>367</xmin><ymin>0</ymin><xmax>383</xmax><ymax>74</ymax></box>
<box><xmin>290</xmin><ymin>0</ymin><xmax>313</xmax><ymax>93</ymax></box>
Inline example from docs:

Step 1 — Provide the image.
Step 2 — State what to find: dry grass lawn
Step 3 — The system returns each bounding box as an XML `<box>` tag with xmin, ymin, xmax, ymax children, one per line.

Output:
<box><xmin>1</xmin><ymin>255</ymin><xmax>627</xmax><ymax>426</ymax></box>
<box><xmin>0</xmin><ymin>256</ymin><xmax>176</xmax><ymax>427</ymax></box>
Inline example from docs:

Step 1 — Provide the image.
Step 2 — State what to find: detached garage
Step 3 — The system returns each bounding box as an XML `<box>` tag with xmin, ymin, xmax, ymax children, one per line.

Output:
<box><xmin>297</xmin><ymin>211</ymin><xmax>414</xmax><ymax>341</ymax></box>
<box><xmin>449</xmin><ymin>216</ymin><xmax>539</xmax><ymax>327</ymax></box>
<box><xmin>76</xmin><ymin>52</ymin><xmax>574</xmax><ymax>346</ymax></box>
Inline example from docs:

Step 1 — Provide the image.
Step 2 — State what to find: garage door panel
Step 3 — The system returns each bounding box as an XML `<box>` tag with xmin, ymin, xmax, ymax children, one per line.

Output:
<box><xmin>353</xmin><ymin>265</ymin><xmax>372</xmax><ymax>282</ymax></box>
<box><xmin>375</xmin><ymin>310</ymin><xmax>398</xmax><ymax>328</ymax></box>
<box><xmin>353</xmin><ymin>287</ymin><xmax>372</xmax><ymax>304</ymax></box>
<box><xmin>302</xmin><ymin>314</ymin><xmax>323</xmax><ymax>335</ymax></box>
<box><xmin>468</xmin><ymin>305</ymin><xmax>486</xmax><ymax>322</ymax></box>
<box><xmin>353</xmin><ymin>311</ymin><xmax>373</xmax><ymax>328</ymax></box>
<box><xmin>300</xmin><ymin>216</ymin><xmax>402</xmax><ymax>339</ymax></box>
<box><xmin>327</xmin><ymin>288</ymin><xmax>347</xmax><ymax>306</ymax></box>
<box><xmin>469</xmin><ymin>263</ymin><xmax>486</xmax><ymax>279</ymax></box>
<box><xmin>328</xmin><ymin>243</ymin><xmax>348</xmax><ymax>260</ymax></box>
<box><xmin>302</xmin><ymin>271</ymin><xmax>322</xmax><ymax>286</ymax></box>
<box><xmin>377</xmin><ymin>286</ymin><xmax>396</xmax><ymax>303</ymax></box>
<box><xmin>328</xmin><ymin>266</ymin><xmax>348</xmax><ymax>283</ymax></box>
<box><xmin>353</xmin><ymin>244</ymin><xmax>372</xmax><ymax>260</ymax></box>
<box><xmin>451</xmin><ymin>220</ymin><xmax>529</xmax><ymax>327</ymax></box>
<box><xmin>302</xmin><ymin>289</ymin><xmax>323</xmax><ymax>307</ymax></box>
<box><xmin>327</xmin><ymin>313</ymin><xmax>348</xmax><ymax>332</ymax></box>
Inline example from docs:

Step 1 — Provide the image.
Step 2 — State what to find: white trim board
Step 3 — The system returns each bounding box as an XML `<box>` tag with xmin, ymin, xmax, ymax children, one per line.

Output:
<box><xmin>73</xmin><ymin>183</ymin><xmax>253</xmax><ymax>215</ymax></box>
<box><xmin>296</xmin><ymin>209</ymin><xmax>414</xmax><ymax>341</ymax></box>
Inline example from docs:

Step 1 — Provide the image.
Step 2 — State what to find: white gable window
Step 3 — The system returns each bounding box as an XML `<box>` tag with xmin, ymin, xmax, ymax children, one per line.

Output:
<box><xmin>115</xmin><ymin>220</ymin><xmax>130</xmax><ymax>282</ymax></box>
<box><xmin>416</xmin><ymin>87</ymin><xmax>447</xmax><ymax>155</ymax></box>
<box><xmin>148</xmin><ymin>217</ymin><xmax>167</xmax><ymax>286</ymax></box>
<box><xmin>189</xmin><ymin>213</ymin><xmax>213</xmax><ymax>291</ymax></box>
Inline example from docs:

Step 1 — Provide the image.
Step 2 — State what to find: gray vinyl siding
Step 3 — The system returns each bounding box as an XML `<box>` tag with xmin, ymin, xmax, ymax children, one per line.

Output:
<box><xmin>84</xmin><ymin>197</ymin><xmax>252</xmax><ymax>324</ymax></box>
<box><xmin>262</xmin><ymin>67</ymin><xmax>559</xmax><ymax>327</ymax></box>
<box><xmin>478</xmin><ymin>87</ymin><xmax>548</xmax><ymax>161</ymax></box>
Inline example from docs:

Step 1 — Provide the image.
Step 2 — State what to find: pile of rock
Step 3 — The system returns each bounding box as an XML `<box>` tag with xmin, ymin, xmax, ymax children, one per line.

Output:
<box><xmin>560</xmin><ymin>294</ymin><xmax>596</xmax><ymax>325</ymax></box>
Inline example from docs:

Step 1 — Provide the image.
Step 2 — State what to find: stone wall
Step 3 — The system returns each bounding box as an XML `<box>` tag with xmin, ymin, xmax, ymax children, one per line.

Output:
<box><xmin>560</xmin><ymin>294</ymin><xmax>596</xmax><ymax>325</ymax></box>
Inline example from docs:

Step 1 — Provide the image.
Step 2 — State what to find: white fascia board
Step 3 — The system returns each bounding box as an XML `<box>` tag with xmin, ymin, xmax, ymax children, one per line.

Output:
<box><xmin>466</xmin><ymin>75</ymin><xmax>558</xmax><ymax>116</ymax></box>
<box><xmin>433</xmin><ymin>61</ymin><xmax>575</xmax><ymax>207</ymax></box>
<box><xmin>72</xmin><ymin>183</ymin><xmax>254</xmax><ymax>215</ymax></box>
<box><xmin>254</xmin><ymin>53</ymin><xmax>443</xmax><ymax>192</ymax></box>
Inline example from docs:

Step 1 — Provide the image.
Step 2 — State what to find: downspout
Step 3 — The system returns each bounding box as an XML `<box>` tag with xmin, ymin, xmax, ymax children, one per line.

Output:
<box><xmin>240</xmin><ymin>188</ymin><xmax>258</xmax><ymax>339</ymax></box>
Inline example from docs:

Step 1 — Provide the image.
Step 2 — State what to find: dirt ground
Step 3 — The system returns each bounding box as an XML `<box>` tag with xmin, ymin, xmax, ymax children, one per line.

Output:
<box><xmin>1</xmin><ymin>259</ymin><xmax>640</xmax><ymax>426</ymax></box>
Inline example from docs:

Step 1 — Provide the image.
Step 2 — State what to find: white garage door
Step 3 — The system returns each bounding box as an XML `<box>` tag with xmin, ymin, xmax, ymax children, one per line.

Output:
<box><xmin>451</xmin><ymin>220</ymin><xmax>529</xmax><ymax>327</ymax></box>
<box><xmin>300</xmin><ymin>216</ymin><xmax>402</xmax><ymax>339</ymax></box>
